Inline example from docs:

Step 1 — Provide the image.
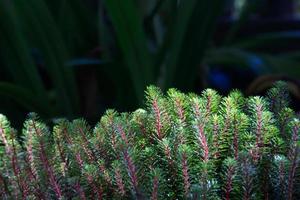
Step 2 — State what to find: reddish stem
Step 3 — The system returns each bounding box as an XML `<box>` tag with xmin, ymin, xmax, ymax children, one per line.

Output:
<box><xmin>151</xmin><ymin>176</ymin><xmax>159</xmax><ymax>200</ymax></box>
<box><xmin>241</xmin><ymin>157</ymin><xmax>253</xmax><ymax>200</ymax></box>
<box><xmin>175</xmin><ymin>99</ymin><xmax>185</xmax><ymax>123</ymax></box>
<box><xmin>0</xmin><ymin>173</ymin><xmax>6</xmax><ymax>198</ymax></box>
<box><xmin>233</xmin><ymin>119</ymin><xmax>239</xmax><ymax>160</ymax></box>
<box><xmin>87</xmin><ymin>175</ymin><xmax>102</xmax><ymax>200</ymax></box>
<box><xmin>255</xmin><ymin>104</ymin><xmax>263</xmax><ymax>160</ymax></box>
<box><xmin>123</xmin><ymin>150</ymin><xmax>139</xmax><ymax>196</ymax></box>
<box><xmin>213</xmin><ymin>121</ymin><xmax>220</xmax><ymax>159</ymax></box>
<box><xmin>39</xmin><ymin>143</ymin><xmax>63</xmax><ymax>199</ymax></box>
<box><xmin>74</xmin><ymin>182</ymin><xmax>87</xmax><ymax>200</ymax></box>
<box><xmin>0</xmin><ymin>127</ymin><xmax>30</xmax><ymax>198</ymax></box>
<box><xmin>225</xmin><ymin>166</ymin><xmax>235</xmax><ymax>200</ymax></box>
<box><xmin>56</xmin><ymin>140</ymin><xmax>68</xmax><ymax>176</ymax></box>
<box><xmin>78</xmin><ymin>127</ymin><xmax>96</xmax><ymax>162</ymax></box>
<box><xmin>99</xmin><ymin>163</ymin><xmax>112</xmax><ymax>186</ymax></box>
<box><xmin>32</xmin><ymin>122</ymin><xmax>63</xmax><ymax>199</ymax></box>
<box><xmin>153</xmin><ymin>99</ymin><xmax>163</xmax><ymax>139</ymax></box>
<box><xmin>117</xmin><ymin>125</ymin><xmax>129</xmax><ymax>146</ymax></box>
<box><xmin>287</xmin><ymin>124</ymin><xmax>299</xmax><ymax>200</ymax></box>
<box><xmin>193</xmin><ymin>101</ymin><xmax>209</xmax><ymax>162</ymax></box>
<box><xmin>205</xmin><ymin>95</ymin><xmax>212</xmax><ymax>119</ymax></box>
<box><xmin>182</xmin><ymin>153</ymin><xmax>190</xmax><ymax>197</ymax></box>
<box><xmin>197</xmin><ymin>125</ymin><xmax>209</xmax><ymax>162</ymax></box>
<box><xmin>114</xmin><ymin>167</ymin><xmax>126</xmax><ymax>196</ymax></box>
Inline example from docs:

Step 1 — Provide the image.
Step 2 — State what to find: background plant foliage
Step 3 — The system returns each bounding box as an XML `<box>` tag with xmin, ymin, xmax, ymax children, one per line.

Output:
<box><xmin>0</xmin><ymin>81</ymin><xmax>299</xmax><ymax>199</ymax></box>
<box><xmin>1</xmin><ymin>0</ymin><xmax>300</xmax><ymax>124</ymax></box>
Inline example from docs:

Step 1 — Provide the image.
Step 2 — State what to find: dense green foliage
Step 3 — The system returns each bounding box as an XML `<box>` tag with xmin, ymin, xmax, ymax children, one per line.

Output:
<box><xmin>0</xmin><ymin>82</ymin><xmax>299</xmax><ymax>199</ymax></box>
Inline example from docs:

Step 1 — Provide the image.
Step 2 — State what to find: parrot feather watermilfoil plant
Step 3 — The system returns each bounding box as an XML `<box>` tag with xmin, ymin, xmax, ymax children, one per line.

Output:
<box><xmin>0</xmin><ymin>81</ymin><xmax>299</xmax><ymax>199</ymax></box>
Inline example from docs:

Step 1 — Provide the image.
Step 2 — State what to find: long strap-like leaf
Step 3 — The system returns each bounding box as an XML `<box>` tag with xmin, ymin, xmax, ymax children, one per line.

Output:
<box><xmin>103</xmin><ymin>0</ymin><xmax>154</xmax><ymax>102</ymax></box>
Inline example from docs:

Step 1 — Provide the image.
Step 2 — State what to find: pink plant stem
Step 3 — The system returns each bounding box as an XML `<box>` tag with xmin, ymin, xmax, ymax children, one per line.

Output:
<box><xmin>202</xmin><ymin>168</ymin><xmax>208</xmax><ymax>200</ymax></box>
<box><xmin>197</xmin><ymin>124</ymin><xmax>209</xmax><ymax>162</ymax></box>
<box><xmin>182</xmin><ymin>153</ymin><xmax>190</xmax><ymax>197</ymax></box>
<box><xmin>117</xmin><ymin>125</ymin><xmax>129</xmax><ymax>146</ymax></box>
<box><xmin>56</xmin><ymin>136</ymin><xmax>86</xmax><ymax>199</ymax></box>
<box><xmin>139</xmin><ymin>123</ymin><xmax>147</xmax><ymax>137</ymax></box>
<box><xmin>56</xmin><ymin>141</ymin><xmax>68</xmax><ymax>176</ymax></box>
<box><xmin>213</xmin><ymin>121</ymin><xmax>220</xmax><ymax>159</ymax></box>
<box><xmin>0</xmin><ymin>127</ymin><xmax>29</xmax><ymax>198</ymax></box>
<box><xmin>279</xmin><ymin>115</ymin><xmax>289</xmax><ymax>138</ymax></box>
<box><xmin>255</xmin><ymin>104</ymin><xmax>263</xmax><ymax>159</ymax></box>
<box><xmin>175</xmin><ymin>99</ymin><xmax>185</xmax><ymax>123</ymax></box>
<box><xmin>278</xmin><ymin>161</ymin><xmax>286</xmax><ymax>195</ymax></box>
<box><xmin>244</xmin><ymin>194</ymin><xmax>250</xmax><ymax>200</ymax></box>
<box><xmin>26</xmin><ymin>130</ymin><xmax>39</xmax><ymax>180</ymax></box>
<box><xmin>287</xmin><ymin>124</ymin><xmax>299</xmax><ymax>200</ymax></box>
<box><xmin>4</xmin><ymin>162</ymin><xmax>19</xmax><ymax>199</ymax></box>
<box><xmin>24</xmin><ymin>156</ymin><xmax>45</xmax><ymax>199</ymax></box>
<box><xmin>12</xmin><ymin>143</ymin><xmax>30</xmax><ymax>199</ymax></box>
<box><xmin>58</xmin><ymin>142</ymin><xmax>86</xmax><ymax>199</ymax></box>
<box><xmin>62</xmin><ymin>128</ymin><xmax>85</xmax><ymax>171</ymax></box>
<box><xmin>75</xmin><ymin>153</ymin><xmax>84</xmax><ymax>170</ymax></box>
<box><xmin>78</xmin><ymin>127</ymin><xmax>96</xmax><ymax>162</ymax></box>
<box><xmin>63</xmin><ymin>127</ymin><xmax>96</xmax><ymax>198</ymax></box>
<box><xmin>123</xmin><ymin>149</ymin><xmax>139</xmax><ymax>196</ymax></box>
<box><xmin>193</xmin><ymin>102</ymin><xmax>209</xmax><ymax>162</ymax></box>
<box><xmin>114</xmin><ymin>167</ymin><xmax>126</xmax><ymax>196</ymax></box>
<box><xmin>153</xmin><ymin>99</ymin><xmax>163</xmax><ymax>139</ymax></box>
<box><xmin>233</xmin><ymin>121</ymin><xmax>239</xmax><ymax>160</ymax></box>
<box><xmin>99</xmin><ymin>163</ymin><xmax>112</xmax><ymax>186</ymax></box>
<box><xmin>205</xmin><ymin>95</ymin><xmax>212</xmax><ymax>119</ymax></box>
<box><xmin>117</xmin><ymin>124</ymin><xmax>139</xmax><ymax>196</ymax></box>
<box><xmin>0</xmin><ymin>173</ymin><xmax>8</xmax><ymax>198</ymax></box>
<box><xmin>63</xmin><ymin>128</ymin><xmax>73</xmax><ymax>146</ymax></box>
<box><xmin>164</xmin><ymin>144</ymin><xmax>173</xmax><ymax>167</ymax></box>
<box><xmin>288</xmin><ymin>153</ymin><xmax>298</xmax><ymax>200</ymax></box>
<box><xmin>39</xmin><ymin>143</ymin><xmax>63</xmax><ymax>199</ymax></box>
<box><xmin>0</xmin><ymin>127</ymin><xmax>12</xmax><ymax>156</ymax></box>
<box><xmin>74</xmin><ymin>182</ymin><xmax>87</xmax><ymax>200</ymax></box>
<box><xmin>174</xmin><ymin>99</ymin><xmax>186</xmax><ymax>148</ymax></box>
<box><xmin>87</xmin><ymin>175</ymin><xmax>102</xmax><ymax>200</ymax></box>
<box><xmin>107</xmin><ymin>118</ymin><xmax>119</xmax><ymax>152</ymax></box>
<box><xmin>151</xmin><ymin>176</ymin><xmax>159</xmax><ymax>200</ymax></box>
<box><xmin>32</xmin><ymin>122</ymin><xmax>63</xmax><ymax>199</ymax></box>
<box><xmin>225</xmin><ymin>166</ymin><xmax>234</xmax><ymax>200</ymax></box>
<box><xmin>56</xmin><ymin>141</ymin><xmax>66</xmax><ymax>163</ymax></box>
<box><xmin>111</xmin><ymin>131</ymin><xmax>118</xmax><ymax>153</ymax></box>
<box><xmin>241</xmin><ymin>159</ymin><xmax>252</xmax><ymax>200</ymax></box>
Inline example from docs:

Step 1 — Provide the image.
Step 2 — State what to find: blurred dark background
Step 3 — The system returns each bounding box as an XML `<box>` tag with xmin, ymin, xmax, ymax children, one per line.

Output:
<box><xmin>1</xmin><ymin>0</ymin><xmax>300</xmax><ymax>127</ymax></box>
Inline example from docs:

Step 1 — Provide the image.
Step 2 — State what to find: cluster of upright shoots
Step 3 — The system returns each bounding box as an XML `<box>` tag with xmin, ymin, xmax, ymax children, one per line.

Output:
<box><xmin>0</xmin><ymin>81</ymin><xmax>299</xmax><ymax>199</ymax></box>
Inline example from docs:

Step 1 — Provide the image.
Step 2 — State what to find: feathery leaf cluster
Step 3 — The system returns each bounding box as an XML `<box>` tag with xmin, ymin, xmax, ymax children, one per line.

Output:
<box><xmin>0</xmin><ymin>81</ymin><xmax>299</xmax><ymax>199</ymax></box>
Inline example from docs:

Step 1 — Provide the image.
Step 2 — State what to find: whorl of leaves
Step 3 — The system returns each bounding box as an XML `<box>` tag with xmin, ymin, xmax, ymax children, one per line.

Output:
<box><xmin>0</xmin><ymin>82</ymin><xmax>299</xmax><ymax>199</ymax></box>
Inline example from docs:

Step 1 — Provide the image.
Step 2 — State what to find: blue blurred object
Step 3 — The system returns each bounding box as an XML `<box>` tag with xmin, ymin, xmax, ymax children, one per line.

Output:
<box><xmin>209</xmin><ymin>68</ymin><xmax>231</xmax><ymax>91</ymax></box>
<box><xmin>248</xmin><ymin>55</ymin><xmax>264</xmax><ymax>73</ymax></box>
